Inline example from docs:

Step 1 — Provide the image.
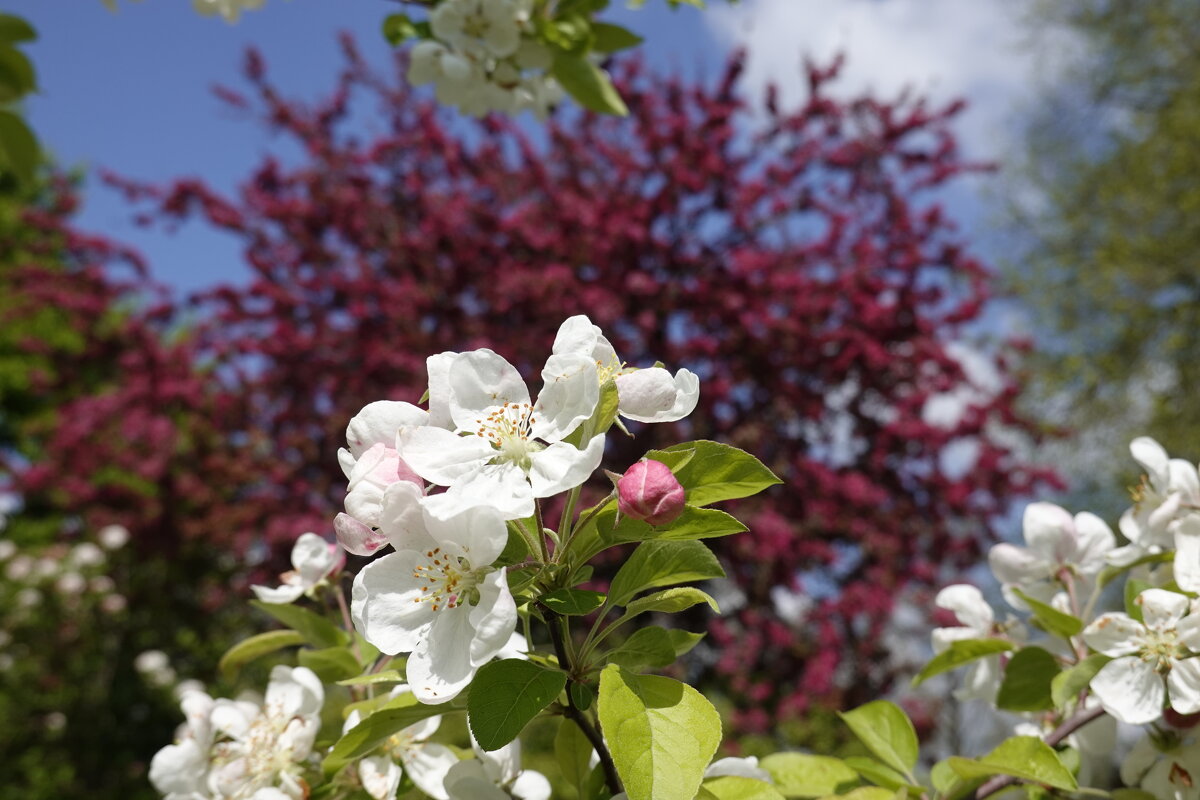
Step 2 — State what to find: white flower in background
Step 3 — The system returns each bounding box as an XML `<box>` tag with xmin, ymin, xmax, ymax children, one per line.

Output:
<box><xmin>988</xmin><ymin>501</ymin><xmax>1115</xmax><ymax>607</ymax></box>
<box><xmin>0</xmin><ymin>539</ymin><xmax>16</xmax><ymax>561</ymax></box>
<box><xmin>149</xmin><ymin>688</ymin><xmax>215</xmax><ymax>799</ymax></box>
<box><xmin>70</xmin><ymin>542</ymin><xmax>105</xmax><ymax>568</ymax></box>
<box><xmin>208</xmin><ymin>666</ymin><xmax>324</xmax><ymax>799</ymax></box>
<box><xmin>15</xmin><ymin>587</ymin><xmax>40</xmax><ymax>608</ymax></box>
<box><xmin>251</xmin><ymin>533</ymin><xmax>343</xmax><ymax>605</ymax></box>
<box><xmin>931</xmin><ymin>585</ymin><xmax>1008</xmax><ymax>702</ymax></box>
<box><xmin>705</xmin><ymin>756</ymin><xmax>773</xmax><ymax>782</ymax></box>
<box><xmin>430</xmin><ymin>0</ymin><xmax>525</xmax><ymax>59</ymax></box>
<box><xmin>1083</xmin><ymin>588</ymin><xmax>1200</xmax><ymax>725</ymax></box>
<box><xmin>344</xmin><ymin>686</ymin><xmax>459</xmax><ymax>800</ymax></box>
<box><xmin>136</xmin><ymin>649</ymin><xmax>178</xmax><ymax>688</ymax></box>
<box><xmin>1122</xmin><ymin>733</ymin><xmax>1200</xmax><ymax>800</ymax></box>
<box><xmin>55</xmin><ymin>571</ymin><xmax>86</xmax><ymax>596</ymax></box>
<box><xmin>399</xmin><ymin>348</ymin><xmax>603</xmax><ymax>519</ymax></box>
<box><xmin>5</xmin><ymin>554</ymin><xmax>31</xmax><ymax>580</ymax></box>
<box><xmin>352</xmin><ymin>503</ymin><xmax>516</xmax><ymax>703</ymax></box>
<box><xmin>552</xmin><ymin>315</ymin><xmax>700</xmax><ymax>425</ymax></box>
<box><xmin>443</xmin><ymin>738</ymin><xmax>550</xmax><ymax>800</ymax></box>
<box><xmin>192</xmin><ymin>0</ymin><xmax>266</xmax><ymax>23</ymax></box>
<box><xmin>339</xmin><ymin>401</ymin><xmax>429</xmax><ymax>528</ymax></box>
<box><xmin>98</xmin><ymin>524</ymin><xmax>130</xmax><ymax>550</ymax></box>
<box><xmin>1119</xmin><ymin>437</ymin><xmax>1200</xmax><ymax>550</ymax></box>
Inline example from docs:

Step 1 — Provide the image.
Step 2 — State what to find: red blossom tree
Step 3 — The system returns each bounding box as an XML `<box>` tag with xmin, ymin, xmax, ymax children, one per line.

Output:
<box><xmin>12</xmin><ymin>38</ymin><xmax>1057</xmax><ymax>737</ymax></box>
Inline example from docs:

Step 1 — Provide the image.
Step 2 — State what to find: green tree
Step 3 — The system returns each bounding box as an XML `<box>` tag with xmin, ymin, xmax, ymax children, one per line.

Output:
<box><xmin>1007</xmin><ymin>0</ymin><xmax>1200</xmax><ymax>506</ymax></box>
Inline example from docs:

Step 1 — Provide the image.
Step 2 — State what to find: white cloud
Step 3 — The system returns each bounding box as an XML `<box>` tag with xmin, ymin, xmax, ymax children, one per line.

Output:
<box><xmin>705</xmin><ymin>0</ymin><xmax>1044</xmax><ymax>160</ymax></box>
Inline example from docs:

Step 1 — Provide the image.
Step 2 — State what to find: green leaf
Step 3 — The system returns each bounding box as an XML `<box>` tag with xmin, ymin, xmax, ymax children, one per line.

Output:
<box><xmin>624</xmin><ymin>586</ymin><xmax>719</xmax><ymax>616</ymax></box>
<box><xmin>1050</xmin><ymin>653</ymin><xmax>1113</xmax><ymax>707</ymax></box>
<box><xmin>251</xmin><ymin>600</ymin><xmax>349</xmax><ymax>649</ymax></box>
<box><xmin>566</xmin><ymin>379</ymin><xmax>621</xmax><ymax>446</ymax></box>
<box><xmin>325</xmin><ymin>692</ymin><xmax>460</xmax><ymax>774</ymax></box>
<box><xmin>552</xmin><ymin>53</ymin><xmax>628</xmax><ymax>116</ymax></box>
<box><xmin>598</xmin><ymin>665</ymin><xmax>722</xmax><ymax>800</ymax></box>
<box><xmin>929</xmin><ymin>759</ymin><xmax>962</xmax><ymax>796</ymax></box>
<box><xmin>837</xmin><ymin>701</ymin><xmax>918</xmax><ymax>778</ymax></box>
<box><xmin>0</xmin><ymin>46</ymin><xmax>36</xmax><ymax>102</ymax></box>
<box><xmin>608</xmin><ymin>540</ymin><xmax>724</xmax><ymax>607</ymax></box>
<box><xmin>911</xmin><ymin>638</ymin><xmax>1014</xmax><ymax>686</ymax></box>
<box><xmin>1125</xmin><ymin>578</ymin><xmax>1152</xmax><ymax>622</ymax></box>
<box><xmin>996</xmin><ymin>646</ymin><xmax>1060</xmax><ymax>712</ymax></box>
<box><xmin>217</xmin><ymin>629</ymin><xmax>305</xmax><ymax>677</ymax></box>
<box><xmin>607</xmin><ymin>626</ymin><xmax>678</xmax><ymax>669</ymax></box>
<box><xmin>1112</xmin><ymin>790</ymin><xmax>1159</xmax><ymax>800</ymax></box>
<box><xmin>1014</xmin><ymin>589</ymin><xmax>1083</xmax><ymax>638</ymax></box>
<box><xmin>823</xmin><ymin>790</ymin><xmax>899</xmax><ymax>800</ymax></box>
<box><xmin>843</xmin><ymin>757</ymin><xmax>909</xmax><ymax>791</ymax></box>
<box><xmin>0</xmin><ymin>15</ymin><xmax>36</xmax><ymax>44</ymax></box>
<box><xmin>570</xmin><ymin>681</ymin><xmax>595</xmax><ymax>711</ymax></box>
<box><xmin>556</xmin><ymin>718</ymin><xmax>595</xmax><ymax>799</ymax></box>
<box><xmin>598</xmin><ymin>505</ymin><xmax>748</xmax><ymax>543</ymax></box>
<box><xmin>591</xmin><ymin>22</ymin><xmax>644</xmax><ymax>53</ymax></box>
<box><xmin>646</xmin><ymin>441</ymin><xmax>782</xmax><ymax>507</ymax></box>
<box><xmin>380</xmin><ymin>13</ymin><xmax>428</xmax><ymax>45</ymax></box>
<box><xmin>947</xmin><ymin>736</ymin><xmax>1077</xmax><ymax>792</ymax></box>
<box><xmin>543</xmin><ymin>588</ymin><xmax>607</xmax><ymax>615</ymax></box>
<box><xmin>0</xmin><ymin>110</ymin><xmax>37</xmax><ymax>186</ymax></box>
<box><xmin>702</xmin><ymin>776</ymin><xmax>786</xmax><ymax>800</ymax></box>
<box><xmin>298</xmin><ymin>646</ymin><xmax>362</xmax><ymax>683</ymax></box>
<box><xmin>668</xmin><ymin>629</ymin><xmax>706</xmax><ymax>656</ymax></box>
<box><xmin>467</xmin><ymin>659</ymin><xmax>567</xmax><ymax>751</ymax></box>
<box><xmin>337</xmin><ymin>669</ymin><xmax>406</xmax><ymax>687</ymax></box>
<box><xmin>758</xmin><ymin>752</ymin><xmax>859</xmax><ymax>798</ymax></box>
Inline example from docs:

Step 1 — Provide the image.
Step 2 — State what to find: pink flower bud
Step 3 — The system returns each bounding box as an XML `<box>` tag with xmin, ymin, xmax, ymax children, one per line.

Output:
<box><xmin>617</xmin><ymin>459</ymin><xmax>686</xmax><ymax>526</ymax></box>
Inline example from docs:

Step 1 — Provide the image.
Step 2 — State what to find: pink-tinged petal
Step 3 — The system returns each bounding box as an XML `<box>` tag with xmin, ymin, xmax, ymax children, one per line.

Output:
<box><xmin>988</xmin><ymin>543</ymin><xmax>1047</xmax><ymax>588</ymax></box>
<box><xmin>378</xmin><ymin>481</ymin><xmax>435</xmax><ymax>553</ymax></box>
<box><xmin>1174</xmin><ymin>519</ymin><xmax>1200</xmax><ymax>593</ymax></box>
<box><xmin>448</xmin><ymin>349</ymin><xmax>529</xmax><ymax>431</ymax></box>
<box><xmin>426</xmin><ymin>352</ymin><xmax>459</xmax><ymax>430</ymax></box>
<box><xmin>1132</xmin><ymin>437</ymin><xmax>1171</xmax><ymax>486</ymax></box>
<box><xmin>510</xmin><ymin>770</ymin><xmax>552</xmax><ymax>800</ymax></box>
<box><xmin>1139</xmin><ymin>588</ymin><xmax>1190</xmax><ymax>632</ymax></box>
<box><xmin>615</xmin><ymin>367</ymin><xmax>700</xmax><ymax>423</ymax></box>
<box><xmin>399</xmin><ymin>742</ymin><xmax>458</xmax><ymax>800</ymax></box>
<box><xmin>1169</xmin><ymin>659</ymin><xmax>1200</xmax><ymax>714</ymax></box>
<box><xmin>1072</xmin><ymin>511</ymin><xmax>1116</xmax><ymax>571</ymax></box>
<box><xmin>533</xmin><ymin>353</ymin><xmax>598</xmax><ymax>442</ymax></box>
<box><xmin>1022</xmin><ymin>502</ymin><xmax>1074</xmax><ymax>563</ymax></box>
<box><xmin>398</xmin><ymin>426</ymin><xmax>495</xmax><ymax>486</ymax></box>
<box><xmin>346</xmin><ymin>401</ymin><xmax>429</xmax><ymax>458</ymax></box>
<box><xmin>424</xmin><ymin>504</ymin><xmax>508</xmax><ymax>567</ymax></box>
<box><xmin>527</xmin><ymin>434</ymin><xmax>605</xmax><ymax>498</ymax></box>
<box><xmin>408</xmin><ymin>606</ymin><xmax>476</xmax><ymax>704</ymax></box>
<box><xmin>934</xmin><ymin>585</ymin><xmax>993</xmax><ymax>634</ymax></box>
<box><xmin>352</xmin><ymin>554</ymin><xmax>435</xmax><ymax>655</ymax></box>
<box><xmin>1083</xmin><ymin>612</ymin><xmax>1145</xmax><ymax>656</ymax></box>
<box><xmin>1091</xmin><ymin>656</ymin><xmax>1164</xmax><ymax>724</ymax></box>
<box><xmin>335</xmin><ymin>512</ymin><xmax>389</xmax><ymax>557</ymax></box>
<box><xmin>358</xmin><ymin>755</ymin><xmax>402</xmax><ymax>800</ymax></box>
<box><xmin>422</xmin><ymin>462</ymin><xmax>534</xmax><ymax>521</ymax></box>
<box><xmin>468</xmin><ymin>570</ymin><xmax>518</xmax><ymax>667</ymax></box>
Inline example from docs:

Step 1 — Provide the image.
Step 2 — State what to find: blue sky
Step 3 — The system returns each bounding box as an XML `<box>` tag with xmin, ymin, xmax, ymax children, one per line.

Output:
<box><xmin>10</xmin><ymin>0</ymin><xmax>1050</xmax><ymax>295</ymax></box>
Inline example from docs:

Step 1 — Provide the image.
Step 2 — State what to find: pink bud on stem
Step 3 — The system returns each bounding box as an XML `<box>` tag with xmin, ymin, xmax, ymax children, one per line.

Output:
<box><xmin>616</xmin><ymin>459</ymin><xmax>686</xmax><ymax>526</ymax></box>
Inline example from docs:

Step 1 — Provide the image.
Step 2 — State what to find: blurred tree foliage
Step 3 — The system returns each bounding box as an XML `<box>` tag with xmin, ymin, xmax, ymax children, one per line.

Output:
<box><xmin>1010</xmin><ymin>0</ymin><xmax>1200</xmax><ymax>497</ymax></box>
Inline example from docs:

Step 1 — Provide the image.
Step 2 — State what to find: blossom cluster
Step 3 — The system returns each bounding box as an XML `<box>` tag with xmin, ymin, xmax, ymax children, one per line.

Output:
<box><xmin>934</xmin><ymin>436</ymin><xmax>1200</xmax><ymax>799</ymax></box>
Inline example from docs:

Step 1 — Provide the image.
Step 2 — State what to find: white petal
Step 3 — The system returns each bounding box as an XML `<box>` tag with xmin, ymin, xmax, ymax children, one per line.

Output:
<box><xmin>934</xmin><ymin>585</ymin><xmax>993</xmax><ymax>634</ymax></box>
<box><xmin>448</xmin><ymin>350</ymin><xmax>530</xmax><ymax>432</ymax></box>
<box><xmin>615</xmin><ymin>368</ymin><xmax>699</xmax><ymax>423</ymax></box>
<box><xmin>292</xmin><ymin>532</ymin><xmax>337</xmax><ymax>585</ymax></box>
<box><xmin>705</xmin><ymin>756</ymin><xmax>771</xmax><ymax>782</ymax></box>
<box><xmin>346</xmin><ymin>401</ymin><xmax>429</xmax><ymax>458</ymax></box>
<box><xmin>1022</xmin><ymin>502</ymin><xmax>1075</xmax><ymax>563</ymax></box>
<box><xmin>1139</xmin><ymin>588</ymin><xmax>1190</xmax><ymax>632</ymax></box>
<box><xmin>1132</xmin><ymin>437</ymin><xmax>1170</xmax><ymax>486</ymax></box>
<box><xmin>931</xmin><ymin>625</ymin><xmax>980</xmax><ymax>653</ymax></box>
<box><xmin>443</xmin><ymin>760</ymin><xmax>509</xmax><ymax>800</ymax></box>
<box><xmin>988</xmin><ymin>544</ymin><xmax>1048</xmax><ymax>588</ymax></box>
<box><xmin>1170</xmin><ymin>458</ymin><xmax>1200</xmax><ymax>498</ymax></box>
<box><xmin>1169</xmin><ymin>658</ymin><xmax>1200</xmax><ymax>714</ymax></box>
<box><xmin>1120</xmin><ymin>735</ymin><xmax>1160</xmax><ymax>787</ymax></box>
<box><xmin>1082</xmin><ymin>612</ymin><xmax>1145</xmax><ymax>656</ymax></box>
<box><xmin>378</xmin><ymin>481</ymin><xmax>435</xmax><ymax>552</ymax></box>
<box><xmin>358</xmin><ymin>756</ymin><xmax>402</xmax><ymax>800</ymax></box>
<box><xmin>352</xmin><ymin>553</ymin><xmax>436</xmax><ymax>654</ymax></box>
<box><xmin>427</xmin><ymin>352</ymin><xmax>459</xmax><ymax>430</ymax></box>
<box><xmin>527</xmin><ymin>434</ymin><xmax>605</xmax><ymax>498</ymax></box>
<box><xmin>408</xmin><ymin>607</ymin><xmax>476</xmax><ymax>704</ymax></box>
<box><xmin>424</xmin><ymin>504</ymin><xmax>508</xmax><ymax>567</ymax></box>
<box><xmin>1177</xmin><ymin>611</ymin><xmax>1200</xmax><ymax>651</ymax></box>
<box><xmin>398</xmin><ymin>426</ymin><xmax>495</xmax><ymax>486</ymax></box>
<box><xmin>510</xmin><ymin>770</ymin><xmax>552</xmax><ymax>800</ymax></box>
<box><xmin>338</xmin><ymin>447</ymin><xmax>356</xmax><ymax>480</ymax></box>
<box><xmin>552</xmin><ymin>315</ymin><xmax>605</xmax><ymax>359</ymax></box>
<box><xmin>1174</xmin><ymin>516</ymin><xmax>1200</xmax><ymax>593</ymax></box>
<box><xmin>468</xmin><ymin>570</ymin><xmax>518</xmax><ymax>667</ymax></box>
<box><xmin>533</xmin><ymin>353</ymin><xmax>599</xmax><ymax>441</ymax></box>
<box><xmin>149</xmin><ymin>740</ymin><xmax>208</xmax><ymax>795</ymax></box>
<box><xmin>1090</xmin><ymin>656</ymin><xmax>1164</xmax><ymax>724</ymax></box>
<box><xmin>399</xmin><ymin>743</ymin><xmax>459</xmax><ymax>800</ymax></box>
<box><xmin>250</xmin><ymin>582</ymin><xmax>305</xmax><ymax>604</ymax></box>
<box><xmin>422</xmin><ymin>462</ymin><xmax>534</xmax><ymax>521</ymax></box>
<box><xmin>1071</xmin><ymin>511</ymin><xmax>1117</xmax><ymax>572</ymax></box>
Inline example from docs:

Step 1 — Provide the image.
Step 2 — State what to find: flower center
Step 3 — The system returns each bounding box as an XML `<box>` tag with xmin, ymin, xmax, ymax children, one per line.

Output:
<box><xmin>595</xmin><ymin>358</ymin><xmax>629</xmax><ymax>385</ymax></box>
<box><xmin>1140</xmin><ymin>628</ymin><xmax>1182</xmax><ymax>672</ymax></box>
<box><xmin>212</xmin><ymin>704</ymin><xmax>300</xmax><ymax>798</ymax></box>
<box><xmin>475</xmin><ymin>402</ymin><xmax>541</xmax><ymax>466</ymax></box>
<box><xmin>411</xmin><ymin>547</ymin><xmax>484</xmax><ymax>612</ymax></box>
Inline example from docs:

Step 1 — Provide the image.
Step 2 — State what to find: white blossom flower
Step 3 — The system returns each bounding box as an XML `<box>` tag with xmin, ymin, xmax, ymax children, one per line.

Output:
<box><xmin>988</xmin><ymin>501</ymin><xmax>1115</xmax><ymax>607</ymax></box>
<box><xmin>339</xmin><ymin>401</ymin><xmax>429</xmax><ymax>528</ymax></box>
<box><xmin>1122</xmin><ymin>733</ymin><xmax>1200</xmax><ymax>800</ymax></box>
<box><xmin>344</xmin><ymin>686</ymin><xmax>459</xmax><ymax>800</ymax></box>
<box><xmin>351</xmin><ymin>503</ymin><xmax>516</xmax><ymax>704</ymax></box>
<box><xmin>98</xmin><ymin>524</ymin><xmax>130</xmax><ymax>550</ymax></box>
<box><xmin>399</xmin><ymin>348</ymin><xmax>604</xmax><ymax>520</ymax></box>
<box><xmin>430</xmin><ymin>0</ymin><xmax>525</xmax><ymax>59</ymax></box>
<box><xmin>70</xmin><ymin>542</ymin><xmax>105</xmax><ymax>568</ymax></box>
<box><xmin>443</xmin><ymin>738</ymin><xmax>550</xmax><ymax>800</ymax></box>
<box><xmin>191</xmin><ymin>0</ymin><xmax>266</xmax><ymax>23</ymax></box>
<box><xmin>931</xmin><ymin>585</ymin><xmax>1007</xmax><ymax>702</ymax></box>
<box><xmin>552</xmin><ymin>315</ymin><xmax>700</xmax><ymax>425</ymax></box>
<box><xmin>251</xmin><ymin>533</ymin><xmax>342</xmax><ymax>604</ymax></box>
<box><xmin>1119</xmin><ymin>437</ymin><xmax>1200</xmax><ymax>550</ymax></box>
<box><xmin>0</xmin><ymin>539</ymin><xmax>15</xmax><ymax>560</ymax></box>
<box><xmin>705</xmin><ymin>756</ymin><xmax>773</xmax><ymax>782</ymax></box>
<box><xmin>208</xmin><ymin>665</ymin><xmax>324</xmax><ymax>799</ymax></box>
<box><xmin>150</xmin><ymin>688</ymin><xmax>215</xmax><ymax>800</ymax></box>
<box><xmin>1083</xmin><ymin>588</ymin><xmax>1200</xmax><ymax>724</ymax></box>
